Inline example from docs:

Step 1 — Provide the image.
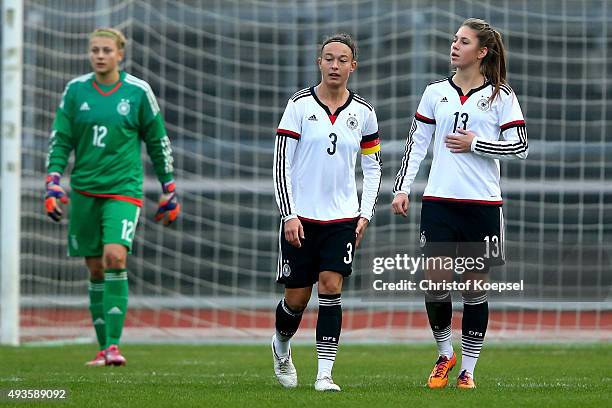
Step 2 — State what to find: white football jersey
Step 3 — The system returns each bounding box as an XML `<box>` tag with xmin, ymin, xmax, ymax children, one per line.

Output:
<box><xmin>273</xmin><ymin>87</ymin><xmax>382</xmax><ymax>222</ymax></box>
<box><xmin>394</xmin><ymin>77</ymin><xmax>528</xmax><ymax>204</ymax></box>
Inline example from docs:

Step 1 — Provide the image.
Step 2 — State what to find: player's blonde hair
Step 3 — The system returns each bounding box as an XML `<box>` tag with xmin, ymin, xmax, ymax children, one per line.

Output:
<box><xmin>89</xmin><ymin>27</ymin><xmax>127</xmax><ymax>50</ymax></box>
<box><xmin>461</xmin><ymin>18</ymin><xmax>507</xmax><ymax>101</ymax></box>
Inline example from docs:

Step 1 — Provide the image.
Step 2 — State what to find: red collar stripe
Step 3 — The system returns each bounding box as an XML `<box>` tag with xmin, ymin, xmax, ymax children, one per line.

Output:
<box><xmin>92</xmin><ymin>80</ymin><xmax>123</xmax><ymax>96</ymax></box>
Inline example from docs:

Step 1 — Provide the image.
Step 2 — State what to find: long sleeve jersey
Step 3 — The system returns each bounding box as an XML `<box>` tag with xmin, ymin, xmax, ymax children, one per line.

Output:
<box><xmin>47</xmin><ymin>71</ymin><xmax>174</xmax><ymax>204</ymax></box>
<box><xmin>394</xmin><ymin>77</ymin><xmax>528</xmax><ymax>204</ymax></box>
<box><xmin>273</xmin><ymin>87</ymin><xmax>382</xmax><ymax>222</ymax></box>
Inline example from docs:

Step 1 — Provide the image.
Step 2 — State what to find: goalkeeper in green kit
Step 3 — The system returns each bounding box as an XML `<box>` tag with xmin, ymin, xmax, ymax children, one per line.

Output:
<box><xmin>45</xmin><ymin>28</ymin><xmax>180</xmax><ymax>366</ymax></box>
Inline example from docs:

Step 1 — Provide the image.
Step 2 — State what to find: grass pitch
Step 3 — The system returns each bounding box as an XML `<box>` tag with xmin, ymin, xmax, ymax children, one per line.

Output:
<box><xmin>0</xmin><ymin>343</ymin><xmax>609</xmax><ymax>407</ymax></box>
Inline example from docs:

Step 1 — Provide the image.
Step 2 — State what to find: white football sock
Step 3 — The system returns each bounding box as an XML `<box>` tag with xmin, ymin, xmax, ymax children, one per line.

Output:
<box><xmin>274</xmin><ymin>331</ymin><xmax>290</xmax><ymax>357</ymax></box>
<box><xmin>433</xmin><ymin>325</ymin><xmax>454</xmax><ymax>358</ymax></box>
<box><xmin>460</xmin><ymin>356</ymin><xmax>477</xmax><ymax>378</ymax></box>
<box><xmin>317</xmin><ymin>359</ymin><xmax>334</xmax><ymax>379</ymax></box>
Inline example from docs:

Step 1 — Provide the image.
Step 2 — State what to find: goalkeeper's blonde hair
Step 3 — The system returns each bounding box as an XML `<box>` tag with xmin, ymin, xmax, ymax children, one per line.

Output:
<box><xmin>90</xmin><ymin>28</ymin><xmax>127</xmax><ymax>50</ymax></box>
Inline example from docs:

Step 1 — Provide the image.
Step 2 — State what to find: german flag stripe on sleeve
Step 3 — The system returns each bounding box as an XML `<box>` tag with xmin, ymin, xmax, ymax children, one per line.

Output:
<box><xmin>361</xmin><ymin>131</ymin><xmax>379</xmax><ymax>143</ymax></box>
<box><xmin>277</xmin><ymin>128</ymin><xmax>300</xmax><ymax>140</ymax></box>
<box><xmin>415</xmin><ymin>112</ymin><xmax>436</xmax><ymax>125</ymax></box>
<box><xmin>361</xmin><ymin>138</ymin><xmax>380</xmax><ymax>155</ymax></box>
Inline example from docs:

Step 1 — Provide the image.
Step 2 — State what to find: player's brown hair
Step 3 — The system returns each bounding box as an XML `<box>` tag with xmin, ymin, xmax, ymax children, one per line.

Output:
<box><xmin>461</xmin><ymin>18</ymin><xmax>507</xmax><ymax>101</ymax></box>
<box><xmin>90</xmin><ymin>27</ymin><xmax>127</xmax><ymax>51</ymax></box>
<box><xmin>320</xmin><ymin>33</ymin><xmax>358</xmax><ymax>61</ymax></box>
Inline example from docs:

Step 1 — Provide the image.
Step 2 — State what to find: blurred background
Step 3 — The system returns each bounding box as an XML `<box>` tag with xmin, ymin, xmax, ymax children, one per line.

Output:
<box><xmin>1</xmin><ymin>0</ymin><xmax>610</xmax><ymax>344</ymax></box>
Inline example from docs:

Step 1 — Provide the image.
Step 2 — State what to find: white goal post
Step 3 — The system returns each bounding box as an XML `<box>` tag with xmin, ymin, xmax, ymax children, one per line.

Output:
<box><xmin>1</xmin><ymin>0</ymin><xmax>23</xmax><ymax>346</ymax></box>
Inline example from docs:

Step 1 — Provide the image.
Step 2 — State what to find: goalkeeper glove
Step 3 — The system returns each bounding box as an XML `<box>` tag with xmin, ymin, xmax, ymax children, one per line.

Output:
<box><xmin>154</xmin><ymin>180</ymin><xmax>180</xmax><ymax>225</ymax></box>
<box><xmin>45</xmin><ymin>173</ymin><xmax>68</xmax><ymax>222</ymax></box>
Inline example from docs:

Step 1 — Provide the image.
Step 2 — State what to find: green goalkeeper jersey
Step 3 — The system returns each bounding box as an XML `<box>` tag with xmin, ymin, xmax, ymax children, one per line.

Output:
<box><xmin>47</xmin><ymin>71</ymin><xmax>174</xmax><ymax>199</ymax></box>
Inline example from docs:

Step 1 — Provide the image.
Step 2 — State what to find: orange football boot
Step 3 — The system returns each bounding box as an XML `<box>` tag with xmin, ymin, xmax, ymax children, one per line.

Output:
<box><xmin>457</xmin><ymin>369</ymin><xmax>476</xmax><ymax>389</ymax></box>
<box><xmin>427</xmin><ymin>353</ymin><xmax>457</xmax><ymax>388</ymax></box>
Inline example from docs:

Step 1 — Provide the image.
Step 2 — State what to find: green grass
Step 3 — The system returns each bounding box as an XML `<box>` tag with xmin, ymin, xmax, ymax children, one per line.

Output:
<box><xmin>0</xmin><ymin>343</ymin><xmax>610</xmax><ymax>407</ymax></box>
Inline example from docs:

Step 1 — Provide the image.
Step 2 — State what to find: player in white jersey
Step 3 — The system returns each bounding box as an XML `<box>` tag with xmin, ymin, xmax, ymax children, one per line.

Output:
<box><xmin>392</xmin><ymin>18</ymin><xmax>528</xmax><ymax>389</ymax></box>
<box><xmin>271</xmin><ymin>33</ymin><xmax>382</xmax><ymax>392</ymax></box>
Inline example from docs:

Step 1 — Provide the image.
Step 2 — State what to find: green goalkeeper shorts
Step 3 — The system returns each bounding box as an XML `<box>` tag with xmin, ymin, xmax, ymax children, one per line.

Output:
<box><xmin>68</xmin><ymin>190</ymin><xmax>141</xmax><ymax>257</ymax></box>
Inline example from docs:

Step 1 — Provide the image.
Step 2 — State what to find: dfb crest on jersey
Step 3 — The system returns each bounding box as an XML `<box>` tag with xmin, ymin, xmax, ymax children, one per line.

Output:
<box><xmin>282</xmin><ymin>262</ymin><xmax>291</xmax><ymax>277</ymax></box>
<box><xmin>346</xmin><ymin>115</ymin><xmax>358</xmax><ymax>130</ymax></box>
<box><xmin>477</xmin><ymin>97</ymin><xmax>490</xmax><ymax>111</ymax></box>
<box><xmin>117</xmin><ymin>99</ymin><xmax>131</xmax><ymax>116</ymax></box>
<box><xmin>420</xmin><ymin>231</ymin><xmax>427</xmax><ymax>248</ymax></box>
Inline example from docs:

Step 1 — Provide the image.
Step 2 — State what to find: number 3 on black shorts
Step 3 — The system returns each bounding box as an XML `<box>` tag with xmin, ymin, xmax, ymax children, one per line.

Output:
<box><xmin>343</xmin><ymin>242</ymin><xmax>353</xmax><ymax>264</ymax></box>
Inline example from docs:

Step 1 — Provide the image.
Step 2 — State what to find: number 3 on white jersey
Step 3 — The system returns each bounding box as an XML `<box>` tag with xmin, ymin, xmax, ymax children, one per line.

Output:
<box><xmin>92</xmin><ymin>125</ymin><xmax>107</xmax><ymax>147</ymax></box>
